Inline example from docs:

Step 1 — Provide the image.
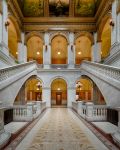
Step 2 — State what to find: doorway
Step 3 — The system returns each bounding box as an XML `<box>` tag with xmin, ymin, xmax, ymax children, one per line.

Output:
<box><xmin>56</xmin><ymin>92</ymin><xmax>62</xmax><ymax>105</ymax></box>
<box><xmin>51</xmin><ymin>78</ymin><xmax>67</xmax><ymax>107</ymax></box>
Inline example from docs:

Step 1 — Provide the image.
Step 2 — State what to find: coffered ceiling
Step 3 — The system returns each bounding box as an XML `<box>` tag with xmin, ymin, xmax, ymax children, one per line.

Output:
<box><xmin>17</xmin><ymin>0</ymin><xmax>100</xmax><ymax>17</ymax></box>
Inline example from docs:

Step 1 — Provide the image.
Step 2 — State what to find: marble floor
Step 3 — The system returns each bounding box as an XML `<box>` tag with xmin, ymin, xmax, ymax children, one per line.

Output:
<box><xmin>92</xmin><ymin>122</ymin><xmax>118</xmax><ymax>134</ymax></box>
<box><xmin>16</xmin><ymin>108</ymin><xmax>109</xmax><ymax>150</ymax></box>
<box><xmin>5</xmin><ymin>122</ymin><xmax>28</xmax><ymax>134</ymax></box>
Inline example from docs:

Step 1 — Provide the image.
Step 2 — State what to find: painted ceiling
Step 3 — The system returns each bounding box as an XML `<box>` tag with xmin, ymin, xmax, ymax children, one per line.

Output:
<box><xmin>17</xmin><ymin>0</ymin><xmax>100</xmax><ymax>17</ymax></box>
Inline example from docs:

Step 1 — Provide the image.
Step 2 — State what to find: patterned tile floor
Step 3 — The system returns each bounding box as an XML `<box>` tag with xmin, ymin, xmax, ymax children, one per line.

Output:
<box><xmin>27</xmin><ymin>108</ymin><xmax>105</xmax><ymax>150</ymax></box>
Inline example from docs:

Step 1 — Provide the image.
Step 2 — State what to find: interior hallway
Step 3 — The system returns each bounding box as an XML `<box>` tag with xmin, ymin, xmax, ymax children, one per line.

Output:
<box><xmin>15</xmin><ymin>108</ymin><xmax>109</xmax><ymax>150</ymax></box>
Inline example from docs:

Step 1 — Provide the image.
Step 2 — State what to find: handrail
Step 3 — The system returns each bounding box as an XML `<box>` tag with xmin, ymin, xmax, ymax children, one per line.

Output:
<box><xmin>0</xmin><ymin>61</ymin><xmax>36</xmax><ymax>81</ymax></box>
<box><xmin>81</xmin><ymin>60</ymin><xmax>120</xmax><ymax>81</ymax></box>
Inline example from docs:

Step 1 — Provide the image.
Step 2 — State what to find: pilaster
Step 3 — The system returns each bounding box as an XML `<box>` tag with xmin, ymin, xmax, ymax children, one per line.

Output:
<box><xmin>92</xmin><ymin>33</ymin><xmax>101</xmax><ymax>62</ymax></box>
<box><xmin>42</xmin><ymin>86</ymin><xmax>51</xmax><ymax>107</ymax></box>
<box><xmin>43</xmin><ymin>32</ymin><xmax>51</xmax><ymax>68</ymax></box>
<box><xmin>68</xmin><ymin>32</ymin><xmax>75</xmax><ymax>68</ymax></box>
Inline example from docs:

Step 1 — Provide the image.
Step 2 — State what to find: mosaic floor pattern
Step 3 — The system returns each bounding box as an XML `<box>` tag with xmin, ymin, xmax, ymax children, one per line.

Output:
<box><xmin>28</xmin><ymin>108</ymin><xmax>96</xmax><ymax>150</ymax></box>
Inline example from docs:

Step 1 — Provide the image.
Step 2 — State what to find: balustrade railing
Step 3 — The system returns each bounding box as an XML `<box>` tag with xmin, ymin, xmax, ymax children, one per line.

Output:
<box><xmin>13</xmin><ymin>101</ymin><xmax>46</xmax><ymax>121</ymax></box>
<box><xmin>72</xmin><ymin>101</ymin><xmax>107</xmax><ymax>121</ymax></box>
<box><xmin>0</xmin><ymin>61</ymin><xmax>36</xmax><ymax>82</ymax></box>
<box><xmin>81</xmin><ymin>61</ymin><xmax>120</xmax><ymax>82</ymax></box>
<box><xmin>93</xmin><ymin>105</ymin><xmax>107</xmax><ymax>121</ymax></box>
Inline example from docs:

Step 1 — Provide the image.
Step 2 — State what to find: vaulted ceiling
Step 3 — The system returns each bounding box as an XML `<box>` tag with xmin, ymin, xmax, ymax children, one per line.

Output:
<box><xmin>17</xmin><ymin>0</ymin><xmax>100</xmax><ymax>17</ymax></box>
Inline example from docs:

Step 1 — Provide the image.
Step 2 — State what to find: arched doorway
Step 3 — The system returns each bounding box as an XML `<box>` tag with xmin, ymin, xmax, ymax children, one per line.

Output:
<box><xmin>8</xmin><ymin>19</ymin><xmax>18</xmax><ymax>60</ymax></box>
<box><xmin>101</xmin><ymin>18</ymin><xmax>111</xmax><ymax>59</ymax></box>
<box><xmin>27</xmin><ymin>36</ymin><xmax>43</xmax><ymax>64</ymax></box>
<box><xmin>14</xmin><ymin>78</ymin><xmax>42</xmax><ymax>104</ymax></box>
<box><xmin>76</xmin><ymin>77</ymin><xmax>106</xmax><ymax>105</ymax></box>
<box><xmin>75</xmin><ymin>36</ymin><xmax>92</xmax><ymax>64</ymax></box>
<box><xmin>51</xmin><ymin>35</ymin><xmax>68</xmax><ymax>64</ymax></box>
<box><xmin>51</xmin><ymin>78</ymin><xmax>67</xmax><ymax>106</ymax></box>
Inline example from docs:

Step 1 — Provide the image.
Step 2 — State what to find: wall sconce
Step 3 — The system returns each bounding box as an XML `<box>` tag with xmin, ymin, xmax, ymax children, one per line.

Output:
<box><xmin>45</xmin><ymin>45</ymin><xmax>47</xmax><ymax>51</ymax></box>
<box><xmin>109</xmin><ymin>19</ymin><xmax>114</xmax><ymax>27</ymax></box>
<box><xmin>5</xmin><ymin>20</ymin><xmax>10</xmax><ymax>29</ymax></box>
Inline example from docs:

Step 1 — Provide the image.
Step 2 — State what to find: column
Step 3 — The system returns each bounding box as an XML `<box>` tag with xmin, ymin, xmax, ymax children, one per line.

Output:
<box><xmin>18</xmin><ymin>32</ymin><xmax>27</xmax><ymax>63</ymax></box>
<box><xmin>111</xmin><ymin>0</ymin><xmax>117</xmax><ymax>45</ymax></box>
<box><xmin>92</xmin><ymin>33</ymin><xmax>101</xmax><ymax>62</ymax></box>
<box><xmin>43</xmin><ymin>32</ymin><xmax>51</xmax><ymax>68</ymax></box>
<box><xmin>44</xmin><ymin>0</ymin><xmax>49</xmax><ymax>17</ymax></box>
<box><xmin>42</xmin><ymin>86</ymin><xmax>51</xmax><ymax>107</ymax></box>
<box><xmin>68</xmin><ymin>32</ymin><xmax>75</xmax><ymax>68</ymax></box>
<box><xmin>1</xmin><ymin>0</ymin><xmax>9</xmax><ymax>55</ymax></box>
<box><xmin>67</xmin><ymin>87</ymin><xmax>76</xmax><ymax>107</ymax></box>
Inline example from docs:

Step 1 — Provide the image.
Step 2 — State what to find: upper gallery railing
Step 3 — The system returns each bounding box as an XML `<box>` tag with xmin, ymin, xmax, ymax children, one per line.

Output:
<box><xmin>0</xmin><ymin>61</ymin><xmax>37</xmax><ymax>89</ymax></box>
<box><xmin>81</xmin><ymin>61</ymin><xmax>120</xmax><ymax>82</ymax></box>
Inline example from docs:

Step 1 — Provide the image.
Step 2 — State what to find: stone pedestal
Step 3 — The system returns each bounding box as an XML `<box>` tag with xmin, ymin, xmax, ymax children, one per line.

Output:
<box><xmin>85</xmin><ymin>102</ymin><xmax>94</xmax><ymax>121</ymax></box>
<box><xmin>77</xmin><ymin>101</ymin><xmax>83</xmax><ymax>115</ymax></box>
<box><xmin>42</xmin><ymin>87</ymin><xmax>51</xmax><ymax>107</ymax></box>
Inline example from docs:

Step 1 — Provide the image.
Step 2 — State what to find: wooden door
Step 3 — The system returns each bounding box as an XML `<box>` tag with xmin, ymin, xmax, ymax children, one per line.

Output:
<box><xmin>56</xmin><ymin>92</ymin><xmax>62</xmax><ymax>105</ymax></box>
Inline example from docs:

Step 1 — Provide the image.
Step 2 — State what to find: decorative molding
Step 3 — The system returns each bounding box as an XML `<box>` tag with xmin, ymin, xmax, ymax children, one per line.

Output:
<box><xmin>74</xmin><ymin>31</ymin><xmax>94</xmax><ymax>45</ymax></box>
<box><xmin>69</xmin><ymin>0</ymin><xmax>74</xmax><ymax>17</ymax></box>
<box><xmin>7</xmin><ymin>0</ymin><xmax>24</xmax><ymax>29</ymax></box>
<box><xmin>95</xmin><ymin>0</ymin><xmax>112</xmax><ymax>28</ymax></box>
<box><xmin>44</xmin><ymin>0</ymin><xmax>49</xmax><ymax>17</ymax></box>
<box><xmin>25</xmin><ymin>31</ymin><xmax>44</xmax><ymax>44</ymax></box>
<box><xmin>23</xmin><ymin>24</ymin><xmax>96</xmax><ymax>32</ymax></box>
<box><xmin>49</xmin><ymin>31</ymin><xmax>69</xmax><ymax>44</ymax></box>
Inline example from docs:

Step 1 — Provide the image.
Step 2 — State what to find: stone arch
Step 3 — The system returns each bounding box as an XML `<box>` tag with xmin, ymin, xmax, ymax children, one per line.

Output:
<box><xmin>8</xmin><ymin>15</ymin><xmax>21</xmax><ymax>42</ymax></box>
<box><xmin>25</xmin><ymin>31</ymin><xmax>44</xmax><ymax>45</ymax></box>
<box><xmin>74</xmin><ymin>31</ymin><xmax>94</xmax><ymax>45</ymax></box>
<box><xmin>49</xmin><ymin>76</ymin><xmax>68</xmax><ymax>88</ymax></box>
<box><xmin>49</xmin><ymin>32</ymin><xmax>69</xmax><ymax>44</ymax></box>
<box><xmin>75</xmin><ymin>75</ymin><xmax>93</xmax><ymax>87</ymax></box>
<box><xmin>97</xmin><ymin>12</ymin><xmax>111</xmax><ymax>42</ymax></box>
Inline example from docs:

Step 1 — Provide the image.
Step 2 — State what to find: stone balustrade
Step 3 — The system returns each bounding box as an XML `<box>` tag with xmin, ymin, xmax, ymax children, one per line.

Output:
<box><xmin>72</xmin><ymin>101</ymin><xmax>107</xmax><ymax>121</ymax></box>
<box><xmin>0</xmin><ymin>61</ymin><xmax>36</xmax><ymax>82</ymax></box>
<box><xmin>81</xmin><ymin>60</ymin><xmax>120</xmax><ymax>83</ymax></box>
<box><xmin>13</xmin><ymin>101</ymin><xmax>46</xmax><ymax>121</ymax></box>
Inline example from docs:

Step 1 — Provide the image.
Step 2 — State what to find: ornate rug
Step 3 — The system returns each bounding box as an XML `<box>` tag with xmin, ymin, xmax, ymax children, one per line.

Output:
<box><xmin>28</xmin><ymin>108</ymin><xmax>96</xmax><ymax>150</ymax></box>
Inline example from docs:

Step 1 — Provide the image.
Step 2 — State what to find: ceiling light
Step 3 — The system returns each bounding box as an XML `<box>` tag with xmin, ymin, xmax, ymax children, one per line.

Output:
<box><xmin>16</xmin><ymin>52</ymin><xmax>18</xmax><ymax>55</ymax></box>
<box><xmin>58</xmin><ymin>52</ymin><xmax>61</xmax><ymax>55</ymax></box>
<box><xmin>37</xmin><ymin>88</ymin><xmax>39</xmax><ymax>91</ymax></box>
<box><xmin>78</xmin><ymin>52</ymin><xmax>81</xmax><ymax>55</ymax></box>
<box><xmin>57</xmin><ymin>88</ymin><xmax>60</xmax><ymax>91</ymax></box>
<box><xmin>57</xmin><ymin>68</ymin><xmax>61</xmax><ymax>69</ymax></box>
<box><xmin>37</xmin><ymin>51</ymin><xmax>40</xmax><ymax>55</ymax></box>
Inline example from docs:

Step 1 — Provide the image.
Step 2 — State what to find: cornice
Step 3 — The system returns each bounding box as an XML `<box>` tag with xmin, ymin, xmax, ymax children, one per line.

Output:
<box><xmin>23</xmin><ymin>17</ymin><xmax>96</xmax><ymax>32</ymax></box>
<box><xmin>7</xmin><ymin>0</ymin><xmax>24</xmax><ymax>29</ymax></box>
<box><xmin>95</xmin><ymin>0</ymin><xmax>112</xmax><ymax>28</ymax></box>
<box><xmin>23</xmin><ymin>24</ymin><xmax>96</xmax><ymax>32</ymax></box>
<box><xmin>23</xmin><ymin>17</ymin><xmax>96</xmax><ymax>24</ymax></box>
